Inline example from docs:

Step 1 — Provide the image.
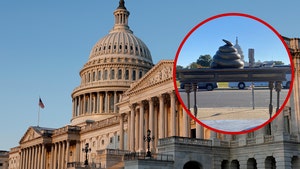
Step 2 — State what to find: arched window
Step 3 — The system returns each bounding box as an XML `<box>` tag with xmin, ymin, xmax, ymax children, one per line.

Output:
<box><xmin>111</xmin><ymin>69</ymin><xmax>115</xmax><ymax>80</ymax></box>
<box><xmin>139</xmin><ymin>70</ymin><xmax>143</xmax><ymax>79</ymax></box>
<box><xmin>118</xmin><ymin>69</ymin><xmax>122</xmax><ymax>79</ymax></box>
<box><xmin>87</xmin><ymin>73</ymin><xmax>90</xmax><ymax>82</ymax></box>
<box><xmin>132</xmin><ymin>70</ymin><xmax>136</xmax><ymax>80</ymax></box>
<box><xmin>125</xmin><ymin>69</ymin><xmax>129</xmax><ymax>80</ymax></box>
<box><xmin>92</xmin><ymin>72</ymin><xmax>96</xmax><ymax>81</ymax></box>
<box><xmin>104</xmin><ymin>70</ymin><xmax>108</xmax><ymax>80</ymax></box>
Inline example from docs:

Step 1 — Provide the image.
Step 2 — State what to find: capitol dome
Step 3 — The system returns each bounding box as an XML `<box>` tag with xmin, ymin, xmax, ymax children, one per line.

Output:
<box><xmin>89</xmin><ymin>31</ymin><xmax>152</xmax><ymax>62</ymax></box>
<box><xmin>71</xmin><ymin>0</ymin><xmax>154</xmax><ymax>125</ymax></box>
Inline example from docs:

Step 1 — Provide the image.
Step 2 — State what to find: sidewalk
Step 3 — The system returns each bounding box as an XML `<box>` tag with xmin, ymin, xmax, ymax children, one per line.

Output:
<box><xmin>192</xmin><ymin>107</ymin><xmax>273</xmax><ymax>132</ymax></box>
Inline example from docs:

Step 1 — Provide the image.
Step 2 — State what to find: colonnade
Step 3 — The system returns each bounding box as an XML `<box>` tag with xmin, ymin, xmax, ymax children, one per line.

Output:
<box><xmin>19</xmin><ymin>144</ymin><xmax>46</xmax><ymax>169</ymax></box>
<box><xmin>73</xmin><ymin>91</ymin><xmax>121</xmax><ymax>117</ymax></box>
<box><xmin>81</xmin><ymin>66</ymin><xmax>148</xmax><ymax>85</ymax></box>
<box><xmin>19</xmin><ymin>141</ymin><xmax>80</xmax><ymax>169</ymax></box>
<box><xmin>119</xmin><ymin>91</ymin><xmax>191</xmax><ymax>152</ymax></box>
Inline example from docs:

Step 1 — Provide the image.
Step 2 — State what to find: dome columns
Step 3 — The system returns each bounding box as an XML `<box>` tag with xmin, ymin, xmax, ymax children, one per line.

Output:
<box><xmin>71</xmin><ymin>91</ymin><xmax>122</xmax><ymax>121</ymax></box>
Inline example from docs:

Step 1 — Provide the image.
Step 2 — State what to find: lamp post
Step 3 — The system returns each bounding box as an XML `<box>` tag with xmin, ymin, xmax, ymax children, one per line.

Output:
<box><xmin>82</xmin><ymin>143</ymin><xmax>91</xmax><ymax>167</ymax></box>
<box><xmin>144</xmin><ymin>129</ymin><xmax>155</xmax><ymax>157</ymax></box>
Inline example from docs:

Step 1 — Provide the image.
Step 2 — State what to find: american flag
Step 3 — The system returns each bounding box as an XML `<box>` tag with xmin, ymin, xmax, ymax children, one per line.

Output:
<box><xmin>39</xmin><ymin>98</ymin><xmax>45</xmax><ymax>109</ymax></box>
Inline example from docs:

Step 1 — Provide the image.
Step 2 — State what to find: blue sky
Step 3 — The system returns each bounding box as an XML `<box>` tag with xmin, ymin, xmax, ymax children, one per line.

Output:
<box><xmin>0</xmin><ymin>0</ymin><xmax>299</xmax><ymax>151</ymax></box>
<box><xmin>177</xmin><ymin>14</ymin><xmax>290</xmax><ymax>67</ymax></box>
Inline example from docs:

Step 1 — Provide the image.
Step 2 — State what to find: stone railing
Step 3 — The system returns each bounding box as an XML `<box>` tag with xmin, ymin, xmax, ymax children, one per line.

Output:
<box><xmin>73</xmin><ymin>81</ymin><xmax>132</xmax><ymax>92</ymax></box>
<box><xmin>264</xmin><ymin>135</ymin><xmax>274</xmax><ymax>143</ymax></box>
<box><xmin>124</xmin><ymin>152</ymin><xmax>173</xmax><ymax>161</ymax></box>
<box><xmin>229</xmin><ymin>140</ymin><xmax>239</xmax><ymax>147</ymax></box>
<box><xmin>53</xmin><ymin>125</ymin><xmax>81</xmax><ymax>136</ymax></box>
<box><xmin>81</xmin><ymin>116</ymin><xmax>119</xmax><ymax>132</ymax></box>
<box><xmin>246</xmin><ymin>138</ymin><xmax>256</xmax><ymax>145</ymax></box>
<box><xmin>97</xmin><ymin>148</ymin><xmax>130</xmax><ymax>156</ymax></box>
<box><xmin>159</xmin><ymin>136</ymin><xmax>212</xmax><ymax>146</ymax></box>
<box><xmin>67</xmin><ymin>162</ymin><xmax>102</xmax><ymax>169</ymax></box>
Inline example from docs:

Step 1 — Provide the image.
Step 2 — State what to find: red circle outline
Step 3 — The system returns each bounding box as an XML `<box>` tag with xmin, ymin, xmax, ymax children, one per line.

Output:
<box><xmin>173</xmin><ymin>12</ymin><xmax>295</xmax><ymax>135</ymax></box>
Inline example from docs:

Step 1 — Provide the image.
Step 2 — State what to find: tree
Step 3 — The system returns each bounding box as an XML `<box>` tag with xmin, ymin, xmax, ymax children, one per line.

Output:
<box><xmin>273</xmin><ymin>61</ymin><xmax>284</xmax><ymax>65</ymax></box>
<box><xmin>196</xmin><ymin>54</ymin><xmax>212</xmax><ymax>67</ymax></box>
<box><xmin>188</xmin><ymin>62</ymin><xmax>199</xmax><ymax>69</ymax></box>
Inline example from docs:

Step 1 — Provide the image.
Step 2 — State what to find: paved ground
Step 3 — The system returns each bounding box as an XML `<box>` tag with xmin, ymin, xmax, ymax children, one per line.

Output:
<box><xmin>190</xmin><ymin>107</ymin><xmax>273</xmax><ymax>132</ymax></box>
<box><xmin>196</xmin><ymin>107</ymin><xmax>270</xmax><ymax>120</ymax></box>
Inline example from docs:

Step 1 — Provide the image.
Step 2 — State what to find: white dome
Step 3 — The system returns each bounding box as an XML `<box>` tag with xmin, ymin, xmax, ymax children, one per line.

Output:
<box><xmin>89</xmin><ymin>31</ymin><xmax>152</xmax><ymax>63</ymax></box>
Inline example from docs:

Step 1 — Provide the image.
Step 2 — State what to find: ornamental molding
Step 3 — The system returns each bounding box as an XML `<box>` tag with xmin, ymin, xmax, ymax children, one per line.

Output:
<box><xmin>125</xmin><ymin>60</ymin><xmax>174</xmax><ymax>96</ymax></box>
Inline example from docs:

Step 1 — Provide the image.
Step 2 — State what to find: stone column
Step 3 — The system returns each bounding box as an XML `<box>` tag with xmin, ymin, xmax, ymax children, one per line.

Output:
<box><xmin>65</xmin><ymin>141</ymin><xmax>70</xmax><ymax>169</ymax></box>
<box><xmin>119</xmin><ymin>114</ymin><xmax>124</xmax><ymax>150</ymax></box>
<box><xmin>139</xmin><ymin>102</ymin><xmax>145</xmax><ymax>152</ymax></box>
<box><xmin>62</xmin><ymin>141</ymin><xmax>66</xmax><ymax>169</ymax></box>
<box><xmin>170</xmin><ymin>91</ymin><xmax>176</xmax><ymax>136</ymax></box>
<box><xmin>158</xmin><ymin>94</ymin><xmax>165</xmax><ymax>138</ymax></box>
<box><xmin>148</xmin><ymin>98</ymin><xmax>154</xmax><ymax>150</ymax></box>
<box><xmin>135</xmin><ymin>107</ymin><xmax>140</xmax><ymax>151</ymax></box>
<box><xmin>130</xmin><ymin>106</ymin><xmax>135</xmax><ymax>151</ymax></box>
<box><xmin>41</xmin><ymin>144</ymin><xmax>45</xmax><ymax>169</ymax></box>
<box><xmin>32</xmin><ymin>146</ymin><xmax>36</xmax><ymax>169</ymax></box>
<box><xmin>89</xmin><ymin>93</ymin><xmax>92</xmax><ymax>114</ymax></box>
<box><xmin>268</xmin><ymin>81</ymin><xmax>274</xmax><ymax>135</ymax></box>
<box><xmin>72</xmin><ymin>98</ymin><xmax>75</xmax><ymax>117</ymax></box>
<box><xmin>28</xmin><ymin>147</ymin><xmax>32</xmax><ymax>169</ymax></box>
<box><xmin>19</xmin><ymin>149</ymin><xmax>23</xmax><ymax>169</ymax></box>
<box><xmin>164</xmin><ymin>105</ymin><xmax>168</xmax><ymax>137</ymax></box>
<box><xmin>96</xmin><ymin>92</ymin><xmax>100</xmax><ymax>113</ymax></box>
<box><xmin>100</xmin><ymin>93</ymin><xmax>103</xmax><ymax>113</ymax></box>
<box><xmin>76</xmin><ymin>141</ymin><xmax>80</xmax><ymax>162</ymax></box>
<box><xmin>276</xmin><ymin>154</ymin><xmax>292</xmax><ymax>169</ymax></box>
<box><xmin>49</xmin><ymin>145</ymin><xmax>54</xmax><ymax>169</ymax></box>
<box><xmin>105</xmin><ymin>91</ymin><xmax>108</xmax><ymax>113</ymax></box>
<box><xmin>36</xmin><ymin>145</ymin><xmax>40</xmax><ymax>169</ymax></box>
<box><xmin>21</xmin><ymin>149</ymin><xmax>26</xmax><ymax>169</ymax></box>
<box><xmin>27</xmin><ymin>148</ymin><xmax>30</xmax><ymax>169</ymax></box>
<box><xmin>53</xmin><ymin>143</ymin><xmax>57</xmax><ymax>169</ymax></box>
<box><xmin>182</xmin><ymin>107</ymin><xmax>189</xmax><ymax>137</ymax></box>
<box><xmin>127</xmin><ymin>111</ymin><xmax>131</xmax><ymax>150</ymax></box>
<box><xmin>57</xmin><ymin>142</ymin><xmax>61</xmax><ymax>169</ymax></box>
<box><xmin>78</xmin><ymin>96</ymin><xmax>81</xmax><ymax>115</ymax></box>
<box><xmin>114</xmin><ymin>91</ymin><xmax>117</xmax><ymax>113</ymax></box>
<box><xmin>196</xmin><ymin>123</ymin><xmax>204</xmax><ymax>139</ymax></box>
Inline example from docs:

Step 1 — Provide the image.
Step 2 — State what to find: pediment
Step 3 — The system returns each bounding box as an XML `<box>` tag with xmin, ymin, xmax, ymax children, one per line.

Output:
<box><xmin>19</xmin><ymin>126</ymin><xmax>43</xmax><ymax>144</ymax></box>
<box><xmin>125</xmin><ymin>60</ymin><xmax>174</xmax><ymax>96</ymax></box>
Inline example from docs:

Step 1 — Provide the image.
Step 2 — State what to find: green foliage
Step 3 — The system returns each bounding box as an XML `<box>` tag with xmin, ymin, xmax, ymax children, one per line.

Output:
<box><xmin>188</xmin><ymin>62</ymin><xmax>199</xmax><ymax>69</ymax></box>
<box><xmin>196</xmin><ymin>54</ymin><xmax>212</xmax><ymax>67</ymax></box>
<box><xmin>273</xmin><ymin>61</ymin><xmax>284</xmax><ymax>65</ymax></box>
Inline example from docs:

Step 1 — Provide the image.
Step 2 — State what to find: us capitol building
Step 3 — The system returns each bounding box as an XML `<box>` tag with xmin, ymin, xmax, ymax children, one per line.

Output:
<box><xmin>7</xmin><ymin>1</ymin><xmax>300</xmax><ymax>169</ymax></box>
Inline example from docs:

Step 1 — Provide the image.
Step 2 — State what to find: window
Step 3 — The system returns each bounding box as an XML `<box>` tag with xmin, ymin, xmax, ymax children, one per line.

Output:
<box><xmin>125</xmin><ymin>69</ymin><xmax>129</xmax><ymax>80</ymax></box>
<box><xmin>132</xmin><ymin>70</ymin><xmax>136</xmax><ymax>80</ymax></box>
<box><xmin>104</xmin><ymin>70</ymin><xmax>108</xmax><ymax>80</ymax></box>
<box><xmin>139</xmin><ymin>70</ymin><xmax>143</xmax><ymax>79</ymax></box>
<box><xmin>110</xmin><ymin>137</ymin><xmax>113</xmax><ymax>143</ymax></box>
<box><xmin>92</xmin><ymin>72</ymin><xmax>96</xmax><ymax>81</ymax></box>
<box><xmin>101</xmin><ymin>140</ymin><xmax>104</xmax><ymax>145</ymax></box>
<box><xmin>111</xmin><ymin>69</ymin><xmax>115</xmax><ymax>80</ymax></box>
<box><xmin>118</xmin><ymin>69</ymin><xmax>122</xmax><ymax>79</ymax></box>
<box><xmin>87</xmin><ymin>73</ymin><xmax>90</xmax><ymax>82</ymax></box>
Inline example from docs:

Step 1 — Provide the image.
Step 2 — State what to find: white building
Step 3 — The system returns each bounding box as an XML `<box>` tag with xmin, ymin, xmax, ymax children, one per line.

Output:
<box><xmin>8</xmin><ymin>1</ymin><xmax>300</xmax><ymax>168</ymax></box>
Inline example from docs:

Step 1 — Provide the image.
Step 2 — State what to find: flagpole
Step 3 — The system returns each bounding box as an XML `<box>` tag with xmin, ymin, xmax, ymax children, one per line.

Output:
<box><xmin>38</xmin><ymin>105</ymin><xmax>40</xmax><ymax>127</ymax></box>
<box><xmin>38</xmin><ymin>97</ymin><xmax>45</xmax><ymax>127</ymax></box>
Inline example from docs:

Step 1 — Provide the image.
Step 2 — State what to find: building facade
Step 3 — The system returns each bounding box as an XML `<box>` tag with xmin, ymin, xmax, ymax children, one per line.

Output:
<box><xmin>0</xmin><ymin>151</ymin><xmax>9</xmax><ymax>169</ymax></box>
<box><xmin>8</xmin><ymin>1</ymin><xmax>300</xmax><ymax>169</ymax></box>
